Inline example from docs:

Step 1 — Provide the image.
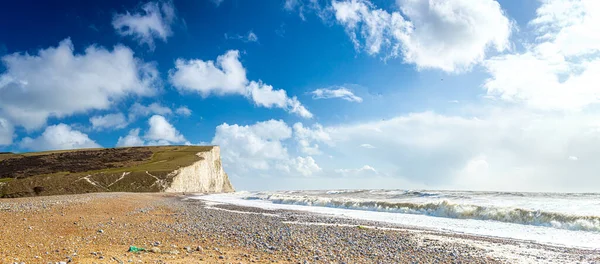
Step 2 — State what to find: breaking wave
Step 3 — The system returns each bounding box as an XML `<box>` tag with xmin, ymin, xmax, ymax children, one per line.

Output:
<box><xmin>244</xmin><ymin>194</ymin><xmax>600</xmax><ymax>232</ymax></box>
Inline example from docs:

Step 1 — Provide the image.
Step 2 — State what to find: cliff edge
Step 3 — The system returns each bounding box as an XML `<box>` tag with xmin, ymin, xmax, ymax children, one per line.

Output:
<box><xmin>0</xmin><ymin>146</ymin><xmax>234</xmax><ymax>198</ymax></box>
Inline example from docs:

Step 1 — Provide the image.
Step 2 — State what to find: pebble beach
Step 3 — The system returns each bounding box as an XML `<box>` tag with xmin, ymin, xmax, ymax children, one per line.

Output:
<box><xmin>1</xmin><ymin>193</ymin><xmax>598</xmax><ymax>263</ymax></box>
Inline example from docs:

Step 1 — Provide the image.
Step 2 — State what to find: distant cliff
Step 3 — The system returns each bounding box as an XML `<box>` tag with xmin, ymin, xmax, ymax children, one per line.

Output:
<box><xmin>0</xmin><ymin>146</ymin><xmax>234</xmax><ymax>198</ymax></box>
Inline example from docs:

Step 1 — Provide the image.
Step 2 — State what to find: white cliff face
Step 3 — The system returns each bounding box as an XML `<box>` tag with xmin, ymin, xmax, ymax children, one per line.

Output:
<box><xmin>164</xmin><ymin>146</ymin><xmax>234</xmax><ymax>193</ymax></box>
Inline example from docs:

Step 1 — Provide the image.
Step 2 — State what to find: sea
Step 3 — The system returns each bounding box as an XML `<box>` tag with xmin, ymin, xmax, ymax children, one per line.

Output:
<box><xmin>197</xmin><ymin>189</ymin><xmax>600</xmax><ymax>250</ymax></box>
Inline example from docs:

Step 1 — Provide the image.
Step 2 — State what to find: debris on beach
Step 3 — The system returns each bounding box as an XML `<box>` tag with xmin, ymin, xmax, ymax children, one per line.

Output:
<box><xmin>127</xmin><ymin>246</ymin><xmax>145</xmax><ymax>253</ymax></box>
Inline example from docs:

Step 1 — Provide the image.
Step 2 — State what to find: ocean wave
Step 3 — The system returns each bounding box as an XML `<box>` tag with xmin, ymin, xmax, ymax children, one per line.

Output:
<box><xmin>325</xmin><ymin>189</ymin><xmax>366</xmax><ymax>195</ymax></box>
<box><xmin>243</xmin><ymin>194</ymin><xmax>600</xmax><ymax>232</ymax></box>
<box><xmin>402</xmin><ymin>190</ymin><xmax>441</xmax><ymax>197</ymax></box>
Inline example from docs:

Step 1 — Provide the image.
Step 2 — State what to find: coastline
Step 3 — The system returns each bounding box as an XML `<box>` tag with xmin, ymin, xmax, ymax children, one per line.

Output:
<box><xmin>0</xmin><ymin>193</ymin><xmax>597</xmax><ymax>263</ymax></box>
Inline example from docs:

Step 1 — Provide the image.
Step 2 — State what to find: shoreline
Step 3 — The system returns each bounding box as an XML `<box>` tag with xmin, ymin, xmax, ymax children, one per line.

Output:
<box><xmin>0</xmin><ymin>193</ymin><xmax>597</xmax><ymax>263</ymax></box>
<box><xmin>198</xmin><ymin>199</ymin><xmax>599</xmax><ymax>263</ymax></box>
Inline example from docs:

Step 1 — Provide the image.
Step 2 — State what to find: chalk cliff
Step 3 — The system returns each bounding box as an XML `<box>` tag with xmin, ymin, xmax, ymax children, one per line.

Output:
<box><xmin>165</xmin><ymin>146</ymin><xmax>234</xmax><ymax>193</ymax></box>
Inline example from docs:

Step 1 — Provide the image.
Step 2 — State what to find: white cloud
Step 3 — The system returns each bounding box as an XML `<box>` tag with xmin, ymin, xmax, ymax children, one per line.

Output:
<box><xmin>0</xmin><ymin>118</ymin><xmax>14</xmax><ymax>146</ymax></box>
<box><xmin>248</xmin><ymin>81</ymin><xmax>288</xmax><ymax>109</ymax></box>
<box><xmin>116</xmin><ymin>128</ymin><xmax>145</xmax><ymax>147</ymax></box>
<box><xmin>175</xmin><ymin>106</ymin><xmax>192</xmax><ymax>116</ymax></box>
<box><xmin>297</xmin><ymin>140</ymin><xmax>321</xmax><ymax>155</ymax></box>
<box><xmin>330</xmin><ymin>0</ymin><xmax>512</xmax><ymax>72</ymax></box>
<box><xmin>287</xmin><ymin>97</ymin><xmax>313</xmax><ymax>118</ymax></box>
<box><xmin>115</xmin><ymin>115</ymin><xmax>188</xmax><ymax>147</ymax></box>
<box><xmin>323</xmin><ymin>109</ymin><xmax>600</xmax><ymax>192</ymax></box>
<box><xmin>311</xmin><ymin>87</ymin><xmax>363</xmax><ymax>102</ymax></box>
<box><xmin>212</xmin><ymin>120</ymin><xmax>292</xmax><ymax>171</ymax></box>
<box><xmin>129</xmin><ymin>102</ymin><xmax>173</xmax><ymax>120</ymax></box>
<box><xmin>483</xmin><ymin>0</ymin><xmax>600</xmax><ymax>110</ymax></box>
<box><xmin>0</xmin><ymin>39</ymin><xmax>158</xmax><ymax>130</ymax></box>
<box><xmin>208</xmin><ymin>107</ymin><xmax>600</xmax><ymax>191</ymax></box>
<box><xmin>360</xmin><ymin>143</ymin><xmax>375</xmax><ymax>148</ymax></box>
<box><xmin>20</xmin><ymin>124</ymin><xmax>101</xmax><ymax>151</ymax></box>
<box><xmin>247</xmin><ymin>31</ymin><xmax>259</xmax><ymax>42</ymax></box>
<box><xmin>169</xmin><ymin>50</ymin><xmax>312</xmax><ymax>118</ymax></box>
<box><xmin>284</xmin><ymin>0</ymin><xmax>329</xmax><ymax>21</ymax></box>
<box><xmin>90</xmin><ymin>113</ymin><xmax>128</xmax><ymax>130</ymax></box>
<box><xmin>335</xmin><ymin>165</ymin><xmax>378</xmax><ymax>177</ymax></box>
<box><xmin>247</xmin><ymin>81</ymin><xmax>313</xmax><ymax>118</ymax></box>
<box><xmin>293</xmin><ymin>122</ymin><xmax>332</xmax><ymax>155</ymax></box>
<box><xmin>225</xmin><ymin>31</ymin><xmax>259</xmax><ymax>43</ymax></box>
<box><xmin>144</xmin><ymin>115</ymin><xmax>186</xmax><ymax>144</ymax></box>
<box><xmin>112</xmin><ymin>1</ymin><xmax>176</xmax><ymax>50</ymax></box>
<box><xmin>211</xmin><ymin>119</ymin><xmax>320</xmax><ymax>177</ymax></box>
<box><xmin>284</xmin><ymin>0</ymin><xmax>300</xmax><ymax>11</ymax></box>
<box><xmin>170</xmin><ymin>50</ymin><xmax>248</xmax><ymax>96</ymax></box>
<box><xmin>294</xmin><ymin>156</ymin><xmax>322</xmax><ymax>176</ymax></box>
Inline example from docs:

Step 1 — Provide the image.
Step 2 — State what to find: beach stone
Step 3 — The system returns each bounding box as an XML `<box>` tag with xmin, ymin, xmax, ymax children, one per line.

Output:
<box><xmin>149</xmin><ymin>247</ymin><xmax>161</xmax><ymax>253</ymax></box>
<box><xmin>168</xmin><ymin>250</ymin><xmax>180</xmax><ymax>255</ymax></box>
<box><xmin>196</xmin><ymin>246</ymin><xmax>203</xmax><ymax>252</ymax></box>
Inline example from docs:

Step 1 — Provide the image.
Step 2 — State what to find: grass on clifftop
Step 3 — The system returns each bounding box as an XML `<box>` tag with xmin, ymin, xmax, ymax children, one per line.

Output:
<box><xmin>86</xmin><ymin>146</ymin><xmax>214</xmax><ymax>174</ymax></box>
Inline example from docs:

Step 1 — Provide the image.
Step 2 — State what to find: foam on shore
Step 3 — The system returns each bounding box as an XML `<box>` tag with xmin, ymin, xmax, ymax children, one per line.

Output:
<box><xmin>195</xmin><ymin>192</ymin><xmax>600</xmax><ymax>250</ymax></box>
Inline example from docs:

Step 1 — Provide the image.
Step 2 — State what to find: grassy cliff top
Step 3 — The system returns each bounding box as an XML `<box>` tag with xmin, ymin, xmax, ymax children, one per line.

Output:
<box><xmin>0</xmin><ymin>146</ymin><xmax>214</xmax><ymax>180</ymax></box>
<box><xmin>0</xmin><ymin>146</ymin><xmax>220</xmax><ymax>198</ymax></box>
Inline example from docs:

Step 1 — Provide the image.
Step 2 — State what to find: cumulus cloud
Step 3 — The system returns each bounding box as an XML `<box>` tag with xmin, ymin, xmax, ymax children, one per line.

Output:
<box><xmin>248</xmin><ymin>81</ymin><xmax>313</xmax><ymax>118</ymax></box>
<box><xmin>212</xmin><ymin>120</ymin><xmax>292</xmax><ymax>171</ymax></box>
<box><xmin>483</xmin><ymin>0</ymin><xmax>600</xmax><ymax>110</ymax></box>
<box><xmin>311</xmin><ymin>87</ymin><xmax>363</xmax><ymax>102</ymax></box>
<box><xmin>170</xmin><ymin>50</ymin><xmax>248</xmax><ymax>96</ymax></box>
<box><xmin>293</xmin><ymin>156</ymin><xmax>322</xmax><ymax>176</ymax></box>
<box><xmin>128</xmin><ymin>102</ymin><xmax>173</xmax><ymax>120</ymax></box>
<box><xmin>0</xmin><ymin>39</ymin><xmax>158</xmax><ymax>130</ymax></box>
<box><xmin>293</xmin><ymin>122</ymin><xmax>332</xmax><ymax>155</ymax></box>
<box><xmin>20</xmin><ymin>124</ymin><xmax>101</xmax><ymax>151</ymax></box>
<box><xmin>0</xmin><ymin>118</ymin><xmax>14</xmax><ymax>146</ymax></box>
<box><xmin>112</xmin><ymin>1</ymin><xmax>176</xmax><ymax>50</ymax></box>
<box><xmin>330</xmin><ymin>0</ymin><xmax>512</xmax><ymax>72</ymax></box>
<box><xmin>247</xmin><ymin>81</ymin><xmax>288</xmax><ymax>109</ymax></box>
<box><xmin>175</xmin><ymin>106</ymin><xmax>192</xmax><ymax>116</ymax></box>
<box><xmin>144</xmin><ymin>115</ymin><xmax>186</xmax><ymax>144</ymax></box>
<box><xmin>360</xmin><ymin>143</ymin><xmax>375</xmax><ymax>148</ymax></box>
<box><xmin>211</xmin><ymin>119</ymin><xmax>320</xmax><ymax>177</ymax></box>
<box><xmin>90</xmin><ymin>113</ymin><xmax>128</xmax><ymax>130</ymax></box>
<box><xmin>169</xmin><ymin>50</ymin><xmax>312</xmax><ymax>118</ymax></box>
<box><xmin>115</xmin><ymin>115</ymin><xmax>188</xmax><ymax>147</ymax></box>
<box><xmin>116</xmin><ymin>128</ymin><xmax>145</xmax><ymax>147</ymax></box>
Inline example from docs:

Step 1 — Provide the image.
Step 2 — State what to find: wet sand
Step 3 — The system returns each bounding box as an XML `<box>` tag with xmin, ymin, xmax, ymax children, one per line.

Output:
<box><xmin>0</xmin><ymin>193</ymin><xmax>597</xmax><ymax>263</ymax></box>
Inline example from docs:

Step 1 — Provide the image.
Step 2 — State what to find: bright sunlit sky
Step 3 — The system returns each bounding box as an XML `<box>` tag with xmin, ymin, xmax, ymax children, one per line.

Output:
<box><xmin>1</xmin><ymin>0</ymin><xmax>599</xmax><ymax>192</ymax></box>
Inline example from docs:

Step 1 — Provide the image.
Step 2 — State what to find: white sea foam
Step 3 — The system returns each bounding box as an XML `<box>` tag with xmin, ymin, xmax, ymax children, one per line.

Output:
<box><xmin>195</xmin><ymin>190</ymin><xmax>600</xmax><ymax>249</ymax></box>
<box><xmin>243</xmin><ymin>193</ymin><xmax>600</xmax><ymax>232</ymax></box>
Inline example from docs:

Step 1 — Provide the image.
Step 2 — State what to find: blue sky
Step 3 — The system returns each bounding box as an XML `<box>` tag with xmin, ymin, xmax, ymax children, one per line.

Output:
<box><xmin>1</xmin><ymin>0</ymin><xmax>600</xmax><ymax>192</ymax></box>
